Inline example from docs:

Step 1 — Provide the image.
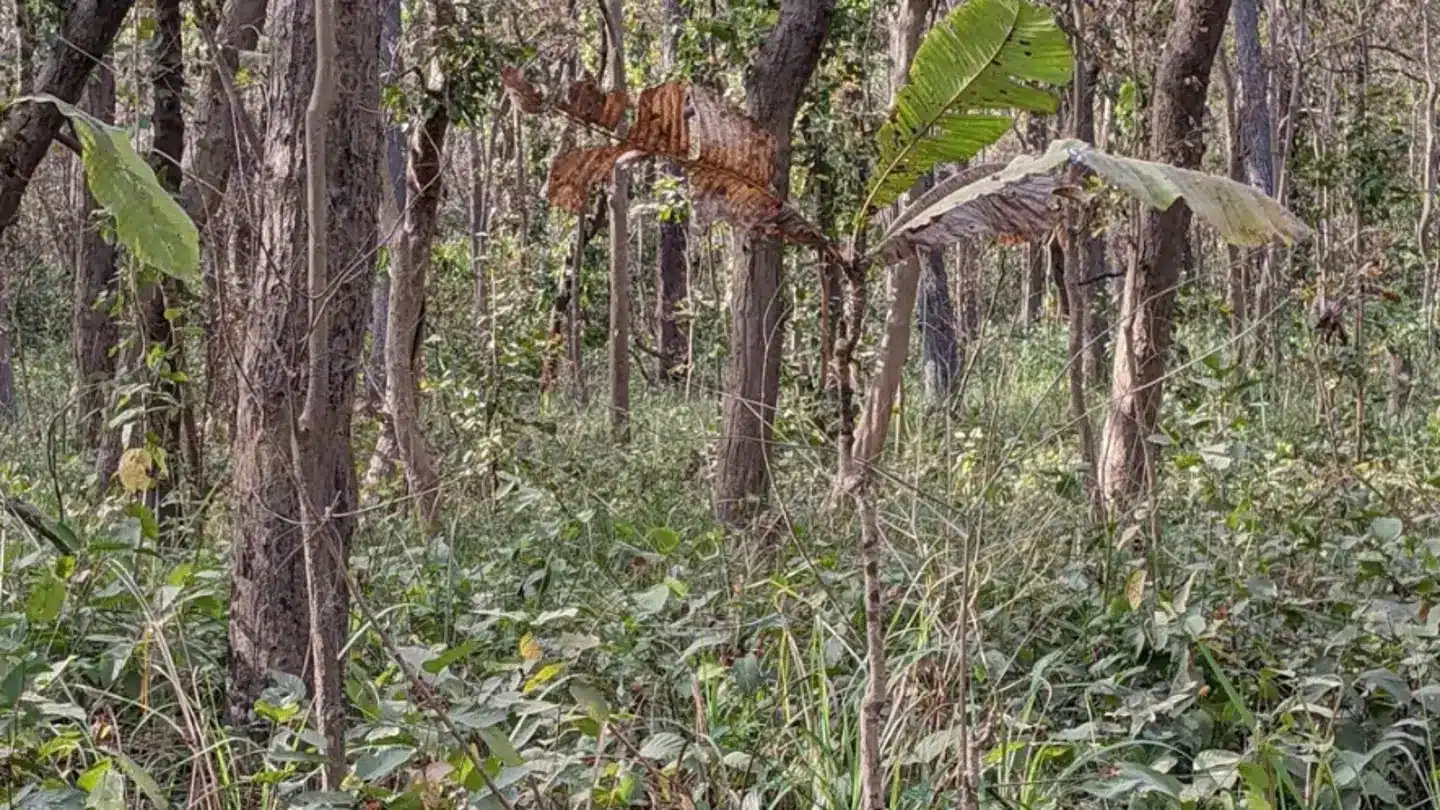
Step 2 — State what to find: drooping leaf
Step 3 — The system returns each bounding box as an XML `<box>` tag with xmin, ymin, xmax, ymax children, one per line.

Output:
<box><xmin>29</xmin><ymin>95</ymin><xmax>201</xmax><ymax>288</ymax></box>
<box><xmin>546</xmin><ymin>146</ymin><xmax>626</xmax><ymax>213</ymax></box>
<box><xmin>864</xmin><ymin>0</ymin><xmax>1072</xmax><ymax>214</ymax></box>
<box><xmin>478</xmin><ymin>726</ymin><xmax>524</xmax><ymax>767</ymax></box>
<box><xmin>872</xmin><ymin>140</ymin><xmax>1309</xmax><ymax>263</ymax></box>
<box><xmin>569</xmin><ymin>681</ymin><xmax>610</xmax><ymax>721</ymax></box>
<box><xmin>559</xmin><ymin>78</ymin><xmax>629</xmax><ymax>130</ymax></box>
<box><xmin>875</xmin><ymin>162</ymin><xmax>1064</xmax><ymax>262</ymax></box>
<box><xmin>535</xmin><ymin>80</ymin><xmax>831</xmax><ymax>252</ymax></box>
<box><xmin>113</xmin><ymin>754</ymin><xmax>167</xmax><ymax>810</ymax></box>
<box><xmin>26</xmin><ymin>575</ymin><xmax>67</xmax><ymax>623</ymax></box>
<box><xmin>1058</xmin><ymin>139</ymin><xmax>1311</xmax><ymax>246</ymax></box>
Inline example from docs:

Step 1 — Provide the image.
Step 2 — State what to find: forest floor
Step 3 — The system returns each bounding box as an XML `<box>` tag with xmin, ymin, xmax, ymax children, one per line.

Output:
<box><xmin>1</xmin><ymin>318</ymin><xmax>1438</xmax><ymax>809</ymax></box>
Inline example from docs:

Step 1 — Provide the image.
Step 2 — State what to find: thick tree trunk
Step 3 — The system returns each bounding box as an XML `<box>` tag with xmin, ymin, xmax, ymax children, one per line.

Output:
<box><xmin>386</xmin><ymin>104</ymin><xmax>449</xmax><ymax>532</ymax></box>
<box><xmin>72</xmin><ymin>66</ymin><xmax>118</xmax><ymax>446</ymax></box>
<box><xmin>713</xmin><ymin>0</ymin><xmax>834</xmax><ymax>525</ymax></box>
<box><xmin>227</xmin><ymin>0</ymin><xmax>379</xmax><ymax>737</ymax></box>
<box><xmin>1099</xmin><ymin>0</ymin><xmax>1230</xmax><ymax>507</ymax></box>
<box><xmin>606</xmin><ymin>0</ymin><xmax>632</xmax><ymax>441</ymax></box>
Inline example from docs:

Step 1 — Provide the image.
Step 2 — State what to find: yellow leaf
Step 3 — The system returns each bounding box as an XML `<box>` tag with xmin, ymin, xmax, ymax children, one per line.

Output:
<box><xmin>1125</xmin><ymin>568</ymin><xmax>1148</xmax><ymax>611</ymax></box>
<box><xmin>118</xmin><ymin>448</ymin><xmax>155</xmax><ymax>494</ymax></box>
<box><xmin>524</xmin><ymin>661</ymin><xmax>566</xmax><ymax>693</ymax></box>
<box><xmin>519</xmin><ymin>633</ymin><xmax>542</xmax><ymax>661</ymax></box>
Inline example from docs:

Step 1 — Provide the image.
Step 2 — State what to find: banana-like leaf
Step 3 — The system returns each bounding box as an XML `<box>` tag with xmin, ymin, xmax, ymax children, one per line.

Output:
<box><xmin>874</xmin><ymin>156</ymin><xmax>1068</xmax><ymax>262</ymax></box>
<box><xmin>863</xmin><ymin>0</ymin><xmax>1072</xmax><ymax>216</ymax></box>
<box><xmin>28</xmin><ymin>94</ymin><xmax>201</xmax><ymax>288</ymax></box>
<box><xmin>872</xmin><ymin>139</ymin><xmax>1310</xmax><ymax>264</ymax></box>
<box><xmin>1054</xmin><ymin>138</ymin><xmax>1310</xmax><ymax>247</ymax></box>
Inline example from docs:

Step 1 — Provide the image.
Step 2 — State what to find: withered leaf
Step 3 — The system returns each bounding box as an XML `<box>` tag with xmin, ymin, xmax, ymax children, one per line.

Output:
<box><xmin>547</xmin><ymin>145</ymin><xmax>625</xmax><ymax>213</ymax></box>
<box><xmin>559</xmin><ymin>78</ymin><xmax>629</xmax><ymax>130</ymax></box>
<box><xmin>500</xmin><ymin>67</ymin><xmax>544</xmax><ymax>114</ymax></box>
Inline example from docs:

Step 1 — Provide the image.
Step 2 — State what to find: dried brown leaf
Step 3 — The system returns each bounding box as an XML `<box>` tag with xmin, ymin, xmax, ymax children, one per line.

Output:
<box><xmin>559</xmin><ymin>79</ymin><xmax>629</xmax><ymax>130</ymax></box>
<box><xmin>500</xmin><ymin>67</ymin><xmax>544</xmax><ymax>114</ymax></box>
<box><xmin>627</xmin><ymin>82</ymin><xmax>690</xmax><ymax>157</ymax></box>
<box><xmin>547</xmin><ymin>145</ymin><xmax>624</xmax><ymax>213</ymax></box>
<box><xmin>875</xmin><ymin>163</ymin><xmax>1063</xmax><ymax>263</ymax></box>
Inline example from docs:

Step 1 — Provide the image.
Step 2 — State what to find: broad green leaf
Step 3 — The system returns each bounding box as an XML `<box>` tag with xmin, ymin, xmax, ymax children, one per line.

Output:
<box><xmin>864</xmin><ymin>0</ymin><xmax>1072</xmax><ymax>214</ymax></box>
<box><xmin>27</xmin><ymin>95</ymin><xmax>201</xmax><ymax>288</ymax></box>
<box><xmin>632</xmin><ymin>583</ymin><xmax>670</xmax><ymax>616</ymax></box>
<box><xmin>114</xmin><ymin>753</ymin><xmax>168</xmax><ymax>810</ymax></box>
<box><xmin>478</xmin><ymin>725</ymin><xmax>523</xmax><ymax>767</ymax></box>
<box><xmin>27</xmin><ymin>574</ymin><xmax>67</xmax><ymax>623</ymax></box>
<box><xmin>423</xmin><ymin>640</ymin><xmax>477</xmax><ymax>674</ymax></box>
<box><xmin>84</xmin><ymin>766</ymin><xmax>126</xmax><ymax>810</ymax></box>
<box><xmin>569</xmin><ymin>681</ymin><xmax>610</xmax><ymax>721</ymax></box>
<box><xmin>354</xmin><ymin>746</ymin><xmax>415</xmax><ymax>782</ymax></box>
<box><xmin>1057</xmin><ymin>138</ymin><xmax>1310</xmax><ymax>246</ymax></box>
<box><xmin>875</xmin><ymin>139</ymin><xmax>1309</xmax><ymax>263</ymax></box>
<box><xmin>1125</xmin><ymin>568</ymin><xmax>1148</xmax><ymax>611</ymax></box>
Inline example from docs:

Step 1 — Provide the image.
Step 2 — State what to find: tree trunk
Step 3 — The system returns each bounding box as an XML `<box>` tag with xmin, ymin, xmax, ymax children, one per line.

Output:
<box><xmin>1231</xmin><ymin>0</ymin><xmax>1274</xmax><ymax>363</ymax></box>
<box><xmin>181</xmin><ymin>0</ymin><xmax>269</xmax><ymax>230</ymax></box>
<box><xmin>891</xmin><ymin>0</ymin><xmax>958</xmax><ymax>403</ymax></box>
<box><xmin>72</xmin><ymin>65</ymin><xmax>118</xmax><ymax>446</ymax></box>
<box><xmin>136</xmin><ymin>0</ymin><xmax>190</xmax><ymax>523</ymax></box>
<box><xmin>714</xmin><ymin>0</ymin><xmax>834</xmax><ymax>525</ymax></box>
<box><xmin>605</xmin><ymin>0</ymin><xmax>632</xmax><ymax>441</ymax></box>
<box><xmin>1023</xmin><ymin>242</ymin><xmax>1045</xmax><ymax>327</ymax></box>
<box><xmin>656</xmin><ymin>0</ymin><xmax>689</xmax><ymax>386</ymax></box>
<box><xmin>361</xmin><ymin>0</ymin><xmax>405</xmax><ymax>491</ymax></box>
<box><xmin>0</xmin><ymin>0</ymin><xmax>134</xmax><ymax>420</ymax></box>
<box><xmin>1099</xmin><ymin>0</ymin><xmax>1230</xmax><ymax>508</ymax></box>
<box><xmin>227</xmin><ymin>0</ymin><xmax>379</xmax><ymax>742</ymax></box>
<box><xmin>0</xmin><ymin>0</ymin><xmax>135</xmax><ymax>241</ymax></box>
<box><xmin>386</xmin><ymin>100</ymin><xmax>449</xmax><ymax>533</ymax></box>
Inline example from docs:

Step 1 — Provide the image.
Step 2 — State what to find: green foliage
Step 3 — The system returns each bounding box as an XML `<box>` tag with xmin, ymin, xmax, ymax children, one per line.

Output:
<box><xmin>28</xmin><ymin>95</ymin><xmax>201</xmax><ymax>289</ymax></box>
<box><xmin>863</xmin><ymin>0</ymin><xmax>1072</xmax><ymax>218</ymax></box>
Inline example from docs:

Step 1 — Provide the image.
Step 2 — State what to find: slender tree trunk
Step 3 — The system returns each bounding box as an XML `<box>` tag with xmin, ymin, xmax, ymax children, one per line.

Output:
<box><xmin>386</xmin><ymin>97</ymin><xmax>449</xmax><ymax>533</ymax></box>
<box><xmin>227</xmin><ymin>0</ymin><xmax>380</xmax><ymax>752</ymax></box>
<box><xmin>1422</xmin><ymin>1</ymin><xmax>1438</xmax><ymax>349</ymax></box>
<box><xmin>1232</xmin><ymin>0</ymin><xmax>1275</xmax><ymax>363</ymax></box>
<box><xmin>605</xmin><ymin>0</ymin><xmax>632</xmax><ymax>441</ymax></box>
<box><xmin>1099</xmin><ymin>0</ymin><xmax>1231</xmax><ymax>508</ymax></box>
<box><xmin>111</xmin><ymin>0</ymin><xmax>192</xmax><ymax>524</ymax></box>
<box><xmin>361</xmin><ymin>0</ymin><xmax>405</xmax><ymax>491</ymax></box>
<box><xmin>891</xmin><ymin>0</ymin><xmax>958</xmax><ymax>403</ymax></box>
<box><xmin>13</xmin><ymin>0</ymin><xmax>34</xmax><ymax>95</ymax></box>
<box><xmin>1023</xmin><ymin>242</ymin><xmax>1045</xmax><ymax>327</ymax></box>
<box><xmin>656</xmin><ymin>0</ymin><xmax>690</xmax><ymax>386</ymax></box>
<box><xmin>714</xmin><ymin>0</ymin><xmax>834</xmax><ymax>526</ymax></box>
<box><xmin>72</xmin><ymin>65</ymin><xmax>118</xmax><ymax>446</ymax></box>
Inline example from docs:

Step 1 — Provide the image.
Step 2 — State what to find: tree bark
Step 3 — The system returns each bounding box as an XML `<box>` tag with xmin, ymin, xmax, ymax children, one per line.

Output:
<box><xmin>0</xmin><ymin>0</ymin><xmax>136</xmax><ymax>242</ymax></box>
<box><xmin>386</xmin><ymin>100</ymin><xmax>450</xmax><ymax>533</ymax></box>
<box><xmin>656</xmin><ymin>0</ymin><xmax>689</xmax><ymax>386</ymax></box>
<box><xmin>605</xmin><ymin>0</ymin><xmax>632</xmax><ymax>441</ymax></box>
<box><xmin>1099</xmin><ymin>0</ymin><xmax>1231</xmax><ymax>508</ymax></box>
<box><xmin>1232</xmin><ymin>0</ymin><xmax>1274</xmax><ymax>362</ymax></box>
<box><xmin>181</xmin><ymin>0</ymin><xmax>270</xmax><ymax>231</ymax></box>
<box><xmin>72</xmin><ymin>65</ymin><xmax>118</xmax><ymax>445</ymax></box>
<box><xmin>136</xmin><ymin>0</ymin><xmax>190</xmax><ymax>523</ymax></box>
<box><xmin>891</xmin><ymin>0</ymin><xmax>958</xmax><ymax>403</ymax></box>
<box><xmin>714</xmin><ymin>0</ymin><xmax>834</xmax><ymax>526</ymax></box>
<box><xmin>227</xmin><ymin>0</ymin><xmax>380</xmax><ymax>745</ymax></box>
<box><xmin>0</xmin><ymin>0</ymin><xmax>134</xmax><ymax>419</ymax></box>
